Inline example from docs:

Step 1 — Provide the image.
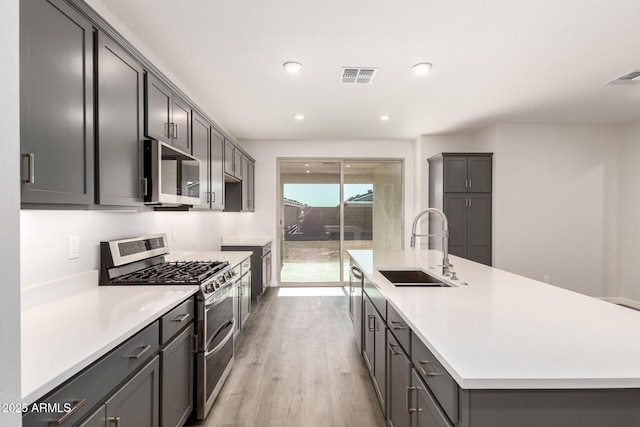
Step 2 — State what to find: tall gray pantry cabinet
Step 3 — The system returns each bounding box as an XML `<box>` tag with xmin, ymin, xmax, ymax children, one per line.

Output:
<box><xmin>20</xmin><ymin>0</ymin><xmax>95</xmax><ymax>205</ymax></box>
<box><xmin>428</xmin><ymin>153</ymin><xmax>493</xmax><ymax>266</ymax></box>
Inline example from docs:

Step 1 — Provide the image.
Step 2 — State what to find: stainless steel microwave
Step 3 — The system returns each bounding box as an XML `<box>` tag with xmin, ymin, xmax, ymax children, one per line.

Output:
<box><xmin>143</xmin><ymin>140</ymin><xmax>201</xmax><ymax>206</ymax></box>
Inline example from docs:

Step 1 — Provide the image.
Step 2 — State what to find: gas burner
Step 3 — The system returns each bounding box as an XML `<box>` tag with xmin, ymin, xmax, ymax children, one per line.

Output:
<box><xmin>112</xmin><ymin>261</ymin><xmax>229</xmax><ymax>285</ymax></box>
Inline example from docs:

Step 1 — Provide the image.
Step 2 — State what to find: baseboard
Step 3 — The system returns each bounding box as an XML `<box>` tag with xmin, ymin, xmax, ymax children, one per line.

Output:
<box><xmin>599</xmin><ymin>296</ymin><xmax>640</xmax><ymax>310</ymax></box>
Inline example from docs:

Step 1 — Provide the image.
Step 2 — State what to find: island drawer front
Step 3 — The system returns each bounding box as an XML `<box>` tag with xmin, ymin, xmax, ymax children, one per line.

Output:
<box><xmin>411</xmin><ymin>332</ymin><xmax>459</xmax><ymax>424</ymax></box>
<box><xmin>387</xmin><ymin>304</ymin><xmax>410</xmax><ymax>354</ymax></box>
<box><xmin>363</xmin><ymin>277</ymin><xmax>386</xmax><ymax>321</ymax></box>
<box><xmin>412</xmin><ymin>369</ymin><xmax>453</xmax><ymax>427</ymax></box>
<box><xmin>161</xmin><ymin>297</ymin><xmax>194</xmax><ymax>345</ymax></box>
<box><xmin>23</xmin><ymin>321</ymin><xmax>159</xmax><ymax>426</ymax></box>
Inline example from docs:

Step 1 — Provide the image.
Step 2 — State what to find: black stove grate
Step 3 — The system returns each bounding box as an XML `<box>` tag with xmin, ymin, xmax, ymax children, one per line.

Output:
<box><xmin>112</xmin><ymin>261</ymin><xmax>228</xmax><ymax>285</ymax></box>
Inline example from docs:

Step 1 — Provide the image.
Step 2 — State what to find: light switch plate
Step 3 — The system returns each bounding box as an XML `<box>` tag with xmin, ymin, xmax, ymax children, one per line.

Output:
<box><xmin>68</xmin><ymin>235</ymin><xmax>80</xmax><ymax>259</ymax></box>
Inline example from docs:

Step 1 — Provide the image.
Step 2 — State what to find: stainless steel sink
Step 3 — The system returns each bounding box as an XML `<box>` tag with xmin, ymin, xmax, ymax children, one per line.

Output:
<box><xmin>377</xmin><ymin>269</ymin><xmax>451</xmax><ymax>287</ymax></box>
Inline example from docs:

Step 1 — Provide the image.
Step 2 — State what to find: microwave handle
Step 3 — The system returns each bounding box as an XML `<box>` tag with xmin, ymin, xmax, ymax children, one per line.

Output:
<box><xmin>141</xmin><ymin>178</ymin><xmax>148</xmax><ymax>197</ymax></box>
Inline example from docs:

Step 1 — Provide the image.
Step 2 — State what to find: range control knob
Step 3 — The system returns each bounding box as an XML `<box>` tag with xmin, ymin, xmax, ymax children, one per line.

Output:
<box><xmin>204</xmin><ymin>283</ymin><xmax>213</xmax><ymax>293</ymax></box>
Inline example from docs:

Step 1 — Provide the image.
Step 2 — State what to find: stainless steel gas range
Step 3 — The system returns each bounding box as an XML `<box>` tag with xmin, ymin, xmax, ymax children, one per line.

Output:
<box><xmin>100</xmin><ymin>233</ymin><xmax>236</xmax><ymax>420</ymax></box>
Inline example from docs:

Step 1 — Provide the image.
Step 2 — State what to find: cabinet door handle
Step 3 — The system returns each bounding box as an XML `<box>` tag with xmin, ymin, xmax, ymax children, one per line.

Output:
<box><xmin>48</xmin><ymin>399</ymin><xmax>86</xmax><ymax>425</ymax></box>
<box><xmin>469</xmin><ymin>198</ymin><xmax>472</xmax><ymax>207</ymax></box>
<box><xmin>417</xmin><ymin>360</ymin><xmax>441</xmax><ymax>377</ymax></box>
<box><xmin>127</xmin><ymin>344</ymin><xmax>152</xmax><ymax>359</ymax></box>
<box><xmin>22</xmin><ymin>153</ymin><xmax>35</xmax><ymax>184</ymax></box>
<box><xmin>389</xmin><ymin>343</ymin><xmax>402</xmax><ymax>355</ymax></box>
<box><xmin>108</xmin><ymin>417</ymin><xmax>121</xmax><ymax>427</ymax></box>
<box><xmin>172</xmin><ymin>313</ymin><xmax>190</xmax><ymax>322</ymax></box>
<box><xmin>205</xmin><ymin>191</ymin><xmax>211</xmax><ymax>203</ymax></box>
<box><xmin>141</xmin><ymin>178</ymin><xmax>148</xmax><ymax>197</ymax></box>
<box><xmin>211</xmin><ymin>191</ymin><xmax>215</xmax><ymax>202</ymax></box>
<box><xmin>390</xmin><ymin>320</ymin><xmax>406</xmax><ymax>330</ymax></box>
<box><xmin>406</xmin><ymin>386</ymin><xmax>417</xmax><ymax>414</ymax></box>
<box><xmin>367</xmin><ymin>315</ymin><xmax>376</xmax><ymax>331</ymax></box>
<box><xmin>174</xmin><ymin>123</ymin><xmax>179</xmax><ymax>140</ymax></box>
<box><xmin>469</xmin><ymin>179</ymin><xmax>472</xmax><ymax>188</ymax></box>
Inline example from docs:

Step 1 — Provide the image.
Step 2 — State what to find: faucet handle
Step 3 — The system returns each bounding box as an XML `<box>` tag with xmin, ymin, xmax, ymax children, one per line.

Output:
<box><xmin>450</xmin><ymin>271</ymin><xmax>458</xmax><ymax>280</ymax></box>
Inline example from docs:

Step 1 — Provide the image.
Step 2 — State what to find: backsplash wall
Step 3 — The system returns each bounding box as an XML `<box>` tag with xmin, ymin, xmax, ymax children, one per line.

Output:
<box><xmin>20</xmin><ymin>210</ymin><xmax>240</xmax><ymax>288</ymax></box>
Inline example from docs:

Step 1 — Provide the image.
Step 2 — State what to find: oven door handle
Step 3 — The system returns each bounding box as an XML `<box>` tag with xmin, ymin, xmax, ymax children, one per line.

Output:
<box><xmin>204</xmin><ymin>283</ymin><xmax>234</xmax><ymax>309</ymax></box>
<box><xmin>204</xmin><ymin>319</ymin><xmax>235</xmax><ymax>359</ymax></box>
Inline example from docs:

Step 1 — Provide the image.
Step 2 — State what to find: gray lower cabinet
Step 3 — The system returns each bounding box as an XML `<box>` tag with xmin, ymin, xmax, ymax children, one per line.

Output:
<box><xmin>239</xmin><ymin>260</ymin><xmax>252</xmax><ymax>329</ymax></box>
<box><xmin>388</xmin><ymin>332</ymin><xmax>412</xmax><ymax>427</ymax></box>
<box><xmin>80</xmin><ymin>356</ymin><xmax>160</xmax><ymax>427</ymax></box>
<box><xmin>20</xmin><ymin>0</ymin><xmax>95</xmax><ymax>205</ymax></box>
<box><xmin>232</xmin><ymin>258</ymin><xmax>252</xmax><ymax>337</ymax></box>
<box><xmin>428</xmin><ymin>153</ymin><xmax>492</xmax><ymax>266</ymax></box>
<box><xmin>363</xmin><ymin>294</ymin><xmax>386</xmax><ymax>415</ymax></box>
<box><xmin>160</xmin><ymin>327</ymin><xmax>193</xmax><ymax>427</ymax></box>
<box><xmin>96</xmin><ymin>32</ymin><xmax>144</xmax><ymax>207</ymax></box>
<box><xmin>105</xmin><ymin>356</ymin><xmax>160</xmax><ymax>427</ymax></box>
<box><xmin>411</xmin><ymin>370</ymin><xmax>452</xmax><ymax>427</ymax></box>
<box><xmin>145</xmin><ymin>73</ymin><xmax>191</xmax><ymax>153</ymax></box>
<box><xmin>222</xmin><ymin>243</ymin><xmax>271</xmax><ymax>301</ymax></box>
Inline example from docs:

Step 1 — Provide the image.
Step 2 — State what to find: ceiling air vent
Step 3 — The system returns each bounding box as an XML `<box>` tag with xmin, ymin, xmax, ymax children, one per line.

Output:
<box><xmin>605</xmin><ymin>70</ymin><xmax>640</xmax><ymax>85</ymax></box>
<box><xmin>340</xmin><ymin>67</ymin><xmax>378</xmax><ymax>84</ymax></box>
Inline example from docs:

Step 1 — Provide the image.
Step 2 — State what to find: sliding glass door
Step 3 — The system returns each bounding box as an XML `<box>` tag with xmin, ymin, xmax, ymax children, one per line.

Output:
<box><xmin>278</xmin><ymin>159</ymin><xmax>403</xmax><ymax>285</ymax></box>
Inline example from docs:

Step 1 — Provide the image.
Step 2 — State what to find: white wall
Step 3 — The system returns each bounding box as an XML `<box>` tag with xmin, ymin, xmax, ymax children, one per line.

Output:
<box><xmin>0</xmin><ymin>0</ymin><xmax>22</xmax><ymax>424</ymax></box>
<box><xmin>20</xmin><ymin>210</ymin><xmax>236</xmax><ymax>288</ymax></box>
<box><xmin>237</xmin><ymin>138</ymin><xmax>415</xmax><ymax>284</ymax></box>
<box><xmin>480</xmin><ymin>123</ymin><xmax>621</xmax><ymax>298</ymax></box>
<box><xmin>618</xmin><ymin>122</ymin><xmax>640</xmax><ymax>307</ymax></box>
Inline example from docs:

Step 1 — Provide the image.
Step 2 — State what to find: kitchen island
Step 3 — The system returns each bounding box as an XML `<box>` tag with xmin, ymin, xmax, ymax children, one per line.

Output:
<box><xmin>348</xmin><ymin>249</ymin><xmax>640</xmax><ymax>427</ymax></box>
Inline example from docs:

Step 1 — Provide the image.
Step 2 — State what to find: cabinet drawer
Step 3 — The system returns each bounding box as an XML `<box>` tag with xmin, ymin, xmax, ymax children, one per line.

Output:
<box><xmin>161</xmin><ymin>297</ymin><xmax>194</xmax><ymax>345</ymax></box>
<box><xmin>412</xmin><ymin>369</ymin><xmax>453</xmax><ymax>427</ymax></box>
<box><xmin>23</xmin><ymin>322</ymin><xmax>159</xmax><ymax>426</ymax></box>
<box><xmin>411</xmin><ymin>332</ymin><xmax>458</xmax><ymax>423</ymax></box>
<box><xmin>387</xmin><ymin>304</ymin><xmax>410</xmax><ymax>354</ymax></box>
<box><xmin>363</xmin><ymin>277</ymin><xmax>386</xmax><ymax>321</ymax></box>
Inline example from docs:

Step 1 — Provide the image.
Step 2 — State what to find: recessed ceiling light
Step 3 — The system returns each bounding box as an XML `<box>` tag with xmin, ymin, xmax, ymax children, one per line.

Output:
<box><xmin>345</xmin><ymin>164</ymin><xmax>351</xmax><ymax>168</ymax></box>
<box><xmin>379</xmin><ymin>114</ymin><xmax>391</xmax><ymax>121</ymax></box>
<box><xmin>412</xmin><ymin>62</ymin><xmax>432</xmax><ymax>74</ymax></box>
<box><xmin>283</xmin><ymin>61</ymin><xmax>303</xmax><ymax>73</ymax></box>
<box><xmin>305</xmin><ymin>170</ymin><xmax>310</xmax><ymax>173</ymax></box>
<box><xmin>293</xmin><ymin>113</ymin><xmax>305</xmax><ymax>120</ymax></box>
<box><xmin>304</xmin><ymin>163</ymin><xmax>310</xmax><ymax>167</ymax></box>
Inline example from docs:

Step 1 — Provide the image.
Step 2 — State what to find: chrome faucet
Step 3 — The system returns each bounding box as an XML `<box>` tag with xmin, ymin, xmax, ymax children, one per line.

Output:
<box><xmin>410</xmin><ymin>208</ymin><xmax>452</xmax><ymax>276</ymax></box>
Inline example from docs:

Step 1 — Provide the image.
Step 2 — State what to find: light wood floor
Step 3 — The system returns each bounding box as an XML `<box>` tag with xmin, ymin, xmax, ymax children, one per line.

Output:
<box><xmin>189</xmin><ymin>287</ymin><xmax>386</xmax><ymax>427</ymax></box>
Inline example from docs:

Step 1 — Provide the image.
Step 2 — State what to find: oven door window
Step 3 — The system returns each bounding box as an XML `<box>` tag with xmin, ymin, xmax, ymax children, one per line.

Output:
<box><xmin>205</xmin><ymin>320</ymin><xmax>234</xmax><ymax>398</ymax></box>
<box><xmin>204</xmin><ymin>290</ymin><xmax>233</xmax><ymax>347</ymax></box>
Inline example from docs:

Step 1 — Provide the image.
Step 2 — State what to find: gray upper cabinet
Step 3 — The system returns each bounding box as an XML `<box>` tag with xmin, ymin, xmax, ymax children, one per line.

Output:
<box><xmin>171</xmin><ymin>96</ymin><xmax>191</xmax><ymax>153</ymax></box>
<box><xmin>443</xmin><ymin>155</ymin><xmax>492</xmax><ymax>193</ymax></box>
<box><xmin>192</xmin><ymin>115</ymin><xmax>225</xmax><ymax>210</ymax></box>
<box><xmin>145</xmin><ymin>73</ymin><xmax>172</xmax><ymax>143</ymax></box>
<box><xmin>96</xmin><ymin>32</ymin><xmax>144</xmax><ymax>207</ymax></box>
<box><xmin>145</xmin><ymin>73</ymin><xmax>192</xmax><ymax>153</ymax></box>
<box><xmin>20</xmin><ymin>0</ymin><xmax>95</xmax><ymax>205</ymax></box>
<box><xmin>429</xmin><ymin>153</ymin><xmax>493</xmax><ymax>266</ymax></box>
<box><xmin>224</xmin><ymin>139</ymin><xmax>240</xmax><ymax>178</ymax></box>
<box><xmin>241</xmin><ymin>155</ymin><xmax>255</xmax><ymax>212</ymax></box>
<box><xmin>210</xmin><ymin>129</ymin><xmax>225</xmax><ymax>210</ymax></box>
<box><xmin>191</xmin><ymin>112</ymin><xmax>211</xmax><ymax>208</ymax></box>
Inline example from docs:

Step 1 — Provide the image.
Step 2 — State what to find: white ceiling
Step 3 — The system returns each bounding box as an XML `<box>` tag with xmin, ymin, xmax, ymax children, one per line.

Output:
<box><xmin>98</xmin><ymin>0</ymin><xmax>640</xmax><ymax>140</ymax></box>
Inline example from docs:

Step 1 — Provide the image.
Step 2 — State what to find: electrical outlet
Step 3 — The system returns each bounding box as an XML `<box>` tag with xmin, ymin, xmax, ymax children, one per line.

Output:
<box><xmin>543</xmin><ymin>275</ymin><xmax>550</xmax><ymax>283</ymax></box>
<box><xmin>68</xmin><ymin>235</ymin><xmax>80</xmax><ymax>259</ymax></box>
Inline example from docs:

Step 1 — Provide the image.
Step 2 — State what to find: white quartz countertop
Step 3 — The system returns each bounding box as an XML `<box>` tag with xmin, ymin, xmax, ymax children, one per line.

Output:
<box><xmin>21</xmin><ymin>280</ymin><xmax>197</xmax><ymax>403</ymax></box>
<box><xmin>21</xmin><ymin>250</ymin><xmax>252</xmax><ymax>403</ymax></box>
<box><xmin>221</xmin><ymin>237</ymin><xmax>272</xmax><ymax>247</ymax></box>
<box><xmin>348</xmin><ymin>249</ymin><xmax>640</xmax><ymax>390</ymax></box>
<box><xmin>166</xmin><ymin>250</ymin><xmax>252</xmax><ymax>265</ymax></box>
